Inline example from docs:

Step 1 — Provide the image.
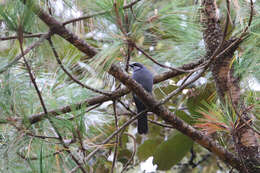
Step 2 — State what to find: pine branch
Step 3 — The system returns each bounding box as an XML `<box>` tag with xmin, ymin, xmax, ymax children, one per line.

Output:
<box><xmin>108</xmin><ymin>63</ymin><xmax>243</xmax><ymax>171</ymax></box>
<box><xmin>20</xmin><ymin>0</ymin><xmax>97</xmax><ymax>57</ymax></box>
<box><xmin>28</xmin><ymin>58</ymin><xmax>204</xmax><ymax>124</ymax></box>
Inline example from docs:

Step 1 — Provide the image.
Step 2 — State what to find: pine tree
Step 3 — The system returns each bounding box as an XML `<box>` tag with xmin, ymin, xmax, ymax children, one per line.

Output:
<box><xmin>0</xmin><ymin>0</ymin><xmax>259</xmax><ymax>172</ymax></box>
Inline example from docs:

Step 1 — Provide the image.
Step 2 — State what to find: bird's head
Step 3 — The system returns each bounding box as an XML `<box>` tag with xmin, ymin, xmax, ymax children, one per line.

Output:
<box><xmin>129</xmin><ymin>62</ymin><xmax>144</xmax><ymax>72</ymax></box>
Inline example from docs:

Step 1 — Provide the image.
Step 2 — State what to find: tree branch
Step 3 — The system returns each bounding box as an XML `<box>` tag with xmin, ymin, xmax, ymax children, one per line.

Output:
<box><xmin>110</xmin><ymin>101</ymin><xmax>119</xmax><ymax>173</ymax></box>
<box><xmin>85</xmin><ymin>110</ymin><xmax>146</xmax><ymax>162</ymax></box>
<box><xmin>28</xmin><ymin>58</ymin><xmax>203</xmax><ymax>124</ymax></box>
<box><xmin>108</xmin><ymin>63</ymin><xmax>243</xmax><ymax>171</ymax></box>
<box><xmin>20</xmin><ymin>0</ymin><xmax>97</xmax><ymax>57</ymax></box>
<box><xmin>0</xmin><ymin>32</ymin><xmax>46</xmax><ymax>41</ymax></box>
<box><xmin>201</xmin><ymin>0</ymin><xmax>259</xmax><ymax>172</ymax></box>
<box><xmin>121</xmin><ymin>133</ymin><xmax>136</xmax><ymax>173</ymax></box>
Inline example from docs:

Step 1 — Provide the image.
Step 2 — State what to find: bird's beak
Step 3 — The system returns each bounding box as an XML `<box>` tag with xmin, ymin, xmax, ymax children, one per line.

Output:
<box><xmin>129</xmin><ymin>64</ymin><xmax>134</xmax><ymax>68</ymax></box>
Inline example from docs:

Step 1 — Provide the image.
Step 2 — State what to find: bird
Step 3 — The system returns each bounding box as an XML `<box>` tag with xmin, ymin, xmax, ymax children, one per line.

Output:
<box><xmin>129</xmin><ymin>62</ymin><xmax>153</xmax><ymax>134</ymax></box>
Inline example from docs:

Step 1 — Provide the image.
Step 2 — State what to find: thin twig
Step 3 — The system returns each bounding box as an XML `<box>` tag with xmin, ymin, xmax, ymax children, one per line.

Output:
<box><xmin>110</xmin><ymin>101</ymin><xmax>120</xmax><ymax>173</ymax></box>
<box><xmin>228</xmin><ymin>82</ymin><xmax>260</xmax><ymax>136</ymax></box>
<box><xmin>11</xmin><ymin>122</ymin><xmax>61</xmax><ymax>143</ymax></box>
<box><xmin>18</xmin><ymin>31</ymin><xmax>48</xmax><ymax>118</ymax></box>
<box><xmin>0</xmin><ymin>32</ymin><xmax>52</xmax><ymax>74</ymax></box>
<box><xmin>130</xmin><ymin>6</ymin><xmax>144</xmax><ymax>22</ymax></box>
<box><xmin>124</xmin><ymin>0</ymin><xmax>133</xmax><ymax>72</ymax></box>
<box><xmin>18</xmin><ymin>30</ymin><xmax>87</xmax><ymax>173</ymax></box>
<box><xmin>29</xmin><ymin>57</ymin><xmax>204</xmax><ymax>124</ymax></box>
<box><xmin>48</xmin><ymin>38</ymin><xmax>111</xmax><ymax>96</ymax></box>
<box><xmin>180</xmin><ymin>71</ymin><xmax>195</xmax><ymax>86</ymax></box>
<box><xmin>113</xmin><ymin>0</ymin><xmax>127</xmax><ymax>35</ymax></box>
<box><xmin>0</xmin><ymin>33</ymin><xmax>46</xmax><ymax>41</ymax></box>
<box><xmin>231</xmin><ymin>130</ymin><xmax>249</xmax><ymax>173</ymax></box>
<box><xmin>63</xmin><ymin>0</ymin><xmax>142</xmax><ymax>26</ymax></box>
<box><xmin>85</xmin><ymin>109</ymin><xmax>147</xmax><ymax>162</ymax></box>
<box><xmin>68</xmin><ymin>103</ymin><xmax>102</xmax><ymax>121</ymax></box>
<box><xmin>224</xmin><ymin>0</ymin><xmax>230</xmax><ymax>39</ymax></box>
<box><xmin>148</xmin><ymin>119</ymin><xmax>174</xmax><ymax>128</ymax></box>
<box><xmin>118</xmin><ymin>100</ymin><xmax>174</xmax><ymax>128</ymax></box>
<box><xmin>117</xmin><ymin>99</ymin><xmax>136</xmax><ymax>115</ymax></box>
<box><xmin>63</xmin><ymin>11</ymin><xmax>108</xmax><ymax>25</ymax></box>
<box><xmin>124</xmin><ymin>0</ymin><xmax>130</xmax><ymax>33</ymax></box>
<box><xmin>243</xmin><ymin>0</ymin><xmax>254</xmax><ymax>33</ymax></box>
<box><xmin>205</xmin><ymin>0</ymin><xmax>253</xmax><ymax>69</ymax></box>
<box><xmin>134</xmin><ymin>43</ymin><xmax>192</xmax><ymax>73</ymax></box>
<box><xmin>17</xmin><ymin>149</ymin><xmax>65</xmax><ymax>161</ymax></box>
<box><xmin>159</xmin><ymin>68</ymin><xmax>205</xmax><ymax>105</ymax></box>
<box><xmin>25</xmin><ymin>132</ymin><xmax>60</xmax><ymax>140</ymax></box>
<box><xmin>123</xmin><ymin>0</ymin><xmax>142</xmax><ymax>9</ymax></box>
<box><xmin>20</xmin><ymin>39</ymin><xmax>64</xmax><ymax>143</ymax></box>
<box><xmin>121</xmin><ymin>133</ymin><xmax>136</xmax><ymax>173</ymax></box>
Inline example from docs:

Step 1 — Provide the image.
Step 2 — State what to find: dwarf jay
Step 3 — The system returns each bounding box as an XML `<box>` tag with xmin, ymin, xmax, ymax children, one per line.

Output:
<box><xmin>129</xmin><ymin>62</ymin><xmax>153</xmax><ymax>134</ymax></box>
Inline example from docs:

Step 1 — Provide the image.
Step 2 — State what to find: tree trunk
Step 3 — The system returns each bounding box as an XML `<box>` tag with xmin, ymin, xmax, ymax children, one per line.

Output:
<box><xmin>201</xmin><ymin>1</ymin><xmax>260</xmax><ymax>172</ymax></box>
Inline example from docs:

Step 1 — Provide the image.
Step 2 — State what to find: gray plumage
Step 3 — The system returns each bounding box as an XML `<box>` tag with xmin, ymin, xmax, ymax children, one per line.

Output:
<box><xmin>130</xmin><ymin>62</ymin><xmax>153</xmax><ymax>134</ymax></box>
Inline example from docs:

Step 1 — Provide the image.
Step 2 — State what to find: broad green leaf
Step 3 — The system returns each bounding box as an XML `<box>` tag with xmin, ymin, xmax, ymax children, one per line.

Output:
<box><xmin>137</xmin><ymin>138</ymin><xmax>161</xmax><ymax>161</ymax></box>
<box><xmin>153</xmin><ymin>131</ymin><xmax>194</xmax><ymax>170</ymax></box>
<box><xmin>148</xmin><ymin>119</ymin><xmax>164</xmax><ymax>138</ymax></box>
<box><xmin>117</xmin><ymin>148</ymin><xmax>132</xmax><ymax>164</ymax></box>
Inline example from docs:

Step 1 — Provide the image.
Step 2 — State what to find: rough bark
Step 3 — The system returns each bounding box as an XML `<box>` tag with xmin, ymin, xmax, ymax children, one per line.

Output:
<box><xmin>108</xmin><ymin>63</ymin><xmax>243</xmax><ymax>171</ymax></box>
<box><xmin>201</xmin><ymin>1</ymin><xmax>260</xmax><ymax>172</ymax></box>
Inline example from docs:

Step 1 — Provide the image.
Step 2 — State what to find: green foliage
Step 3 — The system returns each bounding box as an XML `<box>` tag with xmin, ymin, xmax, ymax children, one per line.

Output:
<box><xmin>153</xmin><ymin>131</ymin><xmax>194</xmax><ymax>170</ymax></box>
<box><xmin>229</xmin><ymin>1</ymin><xmax>260</xmax><ymax>81</ymax></box>
<box><xmin>0</xmin><ymin>0</ymin><xmax>36</xmax><ymax>32</ymax></box>
<box><xmin>0</xmin><ymin>0</ymin><xmax>259</xmax><ymax>172</ymax></box>
<box><xmin>39</xmin><ymin>144</ymin><xmax>44</xmax><ymax>173</ymax></box>
<box><xmin>154</xmin><ymin>84</ymin><xmax>178</xmax><ymax>106</ymax></box>
<box><xmin>187</xmin><ymin>83</ymin><xmax>216</xmax><ymax>118</ymax></box>
<box><xmin>137</xmin><ymin>138</ymin><xmax>161</xmax><ymax>161</ymax></box>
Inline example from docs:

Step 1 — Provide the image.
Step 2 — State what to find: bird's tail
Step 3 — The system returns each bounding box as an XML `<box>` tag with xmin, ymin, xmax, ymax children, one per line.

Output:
<box><xmin>138</xmin><ymin>112</ymin><xmax>148</xmax><ymax>134</ymax></box>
